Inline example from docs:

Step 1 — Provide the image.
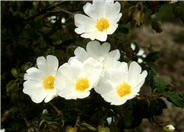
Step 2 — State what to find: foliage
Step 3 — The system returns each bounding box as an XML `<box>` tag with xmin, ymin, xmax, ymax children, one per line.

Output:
<box><xmin>1</xmin><ymin>1</ymin><xmax>184</xmax><ymax>132</ymax></box>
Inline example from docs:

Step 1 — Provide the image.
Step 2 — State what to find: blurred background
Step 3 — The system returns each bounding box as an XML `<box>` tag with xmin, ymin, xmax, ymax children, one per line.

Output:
<box><xmin>1</xmin><ymin>1</ymin><xmax>184</xmax><ymax>132</ymax></box>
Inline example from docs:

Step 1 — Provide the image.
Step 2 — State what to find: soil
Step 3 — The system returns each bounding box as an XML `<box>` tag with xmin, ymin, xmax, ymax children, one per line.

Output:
<box><xmin>129</xmin><ymin>22</ymin><xmax>184</xmax><ymax>132</ymax></box>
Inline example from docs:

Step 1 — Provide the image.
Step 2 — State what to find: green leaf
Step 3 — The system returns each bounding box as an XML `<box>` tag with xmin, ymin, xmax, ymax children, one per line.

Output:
<box><xmin>119</xmin><ymin>25</ymin><xmax>129</xmax><ymax>34</ymax></box>
<box><xmin>97</xmin><ymin>125</ymin><xmax>110</xmax><ymax>132</ymax></box>
<box><xmin>148</xmin><ymin>98</ymin><xmax>167</xmax><ymax>116</ymax></box>
<box><xmin>6</xmin><ymin>80</ymin><xmax>19</xmax><ymax>95</ymax></box>
<box><xmin>11</xmin><ymin>68</ymin><xmax>19</xmax><ymax>78</ymax></box>
<box><xmin>173</xmin><ymin>4</ymin><xmax>184</xmax><ymax>23</ymax></box>
<box><xmin>153</xmin><ymin>76</ymin><xmax>166</xmax><ymax>92</ymax></box>
<box><xmin>145</xmin><ymin>51</ymin><xmax>160</xmax><ymax>62</ymax></box>
<box><xmin>117</xmin><ymin>99</ymin><xmax>146</xmax><ymax>129</ymax></box>
<box><xmin>147</xmin><ymin>62</ymin><xmax>158</xmax><ymax>71</ymax></box>
<box><xmin>151</xmin><ymin>21</ymin><xmax>162</xmax><ymax>33</ymax></box>
<box><xmin>166</xmin><ymin>84</ymin><xmax>176</xmax><ymax>91</ymax></box>
<box><xmin>80</xmin><ymin>122</ymin><xmax>96</xmax><ymax>131</ymax></box>
<box><xmin>146</xmin><ymin>69</ymin><xmax>156</xmax><ymax>88</ymax></box>
<box><xmin>164</xmin><ymin>91</ymin><xmax>184</xmax><ymax>108</ymax></box>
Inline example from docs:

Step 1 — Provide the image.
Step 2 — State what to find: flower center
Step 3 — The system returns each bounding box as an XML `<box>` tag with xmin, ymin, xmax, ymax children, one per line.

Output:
<box><xmin>75</xmin><ymin>78</ymin><xmax>89</xmax><ymax>92</ymax></box>
<box><xmin>96</xmin><ymin>18</ymin><xmax>109</xmax><ymax>32</ymax></box>
<box><xmin>43</xmin><ymin>75</ymin><xmax>55</xmax><ymax>90</ymax></box>
<box><xmin>117</xmin><ymin>82</ymin><xmax>131</xmax><ymax>97</ymax></box>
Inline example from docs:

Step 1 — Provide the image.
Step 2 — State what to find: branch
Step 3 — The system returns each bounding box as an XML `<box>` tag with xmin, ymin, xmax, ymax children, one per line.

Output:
<box><xmin>27</xmin><ymin>1</ymin><xmax>65</xmax><ymax>21</ymax></box>
<box><xmin>22</xmin><ymin>116</ymin><xmax>31</xmax><ymax>128</ymax></box>
<box><xmin>46</xmin><ymin>9</ymin><xmax>74</xmax><ymax>18</ymax></box>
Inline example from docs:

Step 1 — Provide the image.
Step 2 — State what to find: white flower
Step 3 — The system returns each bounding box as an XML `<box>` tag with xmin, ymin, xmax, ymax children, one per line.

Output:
<box><xmin>130</xmin><ymin>43</ymin><xmax>146</xmax><ymax>63</ymax></box>
<box><xmin>131</xmin><ymin>43</ymin><xmax>136</xmax><ymax>51</ymax></box>
<box><xmin>137</xmin><ymin>49</ymin><xmax>146</xmax><ymax>63</ymax></box>
<box><xmin>106</xmin><ymin>117</ymin><xmax>112</xmax><ymax>125</ymax></box>
<box><xmin>42</xmin><ymin>109</ymin><xmax>48</xmax><ymax>114</ymax></box>
<box><xmin>61</xmin><ymin>17</ymin><xmax>66</xmax><ymax>24</ymax></box>
<box><xmin>74</xmin><ymin>0</ymin><xmax>122</xmax><ymax>41</ymax></box>
<box><xmin>0</xmin><ymin>129</ymin><xmax>5</xmax><ymax>132</ymax></box>
<box><xmin>23</xmin><ymin>55</ymin><xmax>59</xmax><ymax>103</ymax></box>
<box><xmin>137</xmin><ymin>49</ymin><xmax>145</xmax><ymax>57</ymax></box>
<box><xmin>55</xmin><ymin>58</ymin><xmax>102</xmax><ymax>100</ymax></box>
<box><xmin>69</xmin><ymin>40</ymin><xmax>120</xmax><ymax>75</ymax></box>
<box><xmin>138</xmin><ymin>58</ymin><xmax>143</xmax><ymax>63</ymax></box>
<box><xmin>95</xmin><ymin>61</ymin><xmax>147</xmax><ymax>105</ymax></box>
<box><xmin>163</xmin><ymin>124</ymin><xmax>175</xmax><ymax>132</ymax></box>
<box><xmin>48</xmin><ymin>16</ymin><xmax>56</xmax><ymax>24</ymax></box>
<box><xmin>170</xmin><ymin>0</ymin><xmax>177</xmax><ymax>4</ymax></box>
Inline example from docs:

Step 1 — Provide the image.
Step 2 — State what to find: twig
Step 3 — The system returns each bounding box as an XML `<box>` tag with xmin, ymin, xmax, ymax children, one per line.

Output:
<box><xmin>22</xmin><ymin>116</ymin><xmax>31</xmax><ymax>128</ymax></box>
<box><xmin>1</xmin><ymin>109</ymin><xmax>14</xmax><ymax>122</ymax></box>
<box><xmin>49</xmin><ymin>102</ymin><xmax>62</xmax><ymax>116</ymax></box>
<box><xmin>19</xmin><ymin>107</ymin><xmax>31</xmax><ymax>128</ymax></box>
<box><xmin>46</xmin><ymin>9</ymin><xmax>74</xmax><ymax>18</ymax></box>
<box><xmin>27</xmin><ymin>1</ymin><xmax>65</xmax><ymax>21</ymax></box>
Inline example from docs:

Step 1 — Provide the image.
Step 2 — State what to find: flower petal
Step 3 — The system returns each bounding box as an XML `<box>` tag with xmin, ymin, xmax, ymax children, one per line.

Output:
<box><xmin>36</xmin><ymin>55</ymin><xmax>58</xmax><ymax>76</ymax></box>
<box><xmin>107</xmin><ymin>24</ymin><xmax>118</xmax><ymax>35</ymax></box>
<box><xmin>55</xmin><ymin>74</ymin><xmax>75</xmax><ymax>98</ymax></box>
<box><xmin>82</xmin><ymin>58</ymin><xmax>102</xmax><ymax>86</ymax></box>
<box><xmin>109</xmin><ymin>49</ymin><xmax>120</xmax><ymax>60</ymax></box>
<box><xmin>23</xmin><ymin>80</ymin><xmax>48</xmax><ymax>103</ymax></box>
<box><xmin>81</xmin><ymin>32</ymin><xmax>97</xmax><ymax>40</ymax></box>
<box><xmin>74</xmin><ymin>14</ymin><xmax>96</xmax><ymax>34</ymax></box>
<box><xmin>128</xmin><ymin>61</ymin><xmax>142</xmax><ymax>85</ymax></box>
<box><xmin>95</xmin><ymin>78</ymin><xmax>113</xmax><ymax>96</ymax></box>
<box><xmin>83</xmin><ymin>1</ymin><xmax>105</xmax><ymax>19</ymax></box>
<box><xmin>109</xmin><ymin>13</ymin><xmax>122</xmax><ymax>24</ymax></box>
<box><xmin>86</xmin><ymin>41</ymin><xmax>110</xmax><ymax>58</ymax></box>
<box><xmin>131</xmin><ymin>43</ymin><xmax>136</xmax><ymax>51</ymax></box>
<box><xmin>57</xmin><ymin>62</ymin><xmax>81</xmax><ymax>81</ymax></box>
<box><xmin>95</xmin><ymin>32</ymin><xmax>108</xmax><ymax>41</ymax></box>
<box><xmin>105</xmin><ymin>1</ymin><xmax>121</xmax><ymax>20</ymax></box>
<box><xmin>74</xmin><ymin>47</ymin><xmax>88</xmax><ymax>62</ymax></box>
<box><xmin>47</xmin><ymin>55</ymin><xmax>59</xmax><ymax>74</ymax></box>
<box><xmin>132</xmin><ymin>71</ymin><xmax>147</xmax><ymax>94</ymax></box>
<box><xmin>37</xmin><ymin>56</ymin><xmax>47</xmax><ymax>71</ymax></box>
<box><xmin>24</xmin><ymin>67</ymin><xmax>44</xmax><ymax>81</ymax></box>
<box><xmin>44</xmin><ymin>90</ymin><xmax>57</xmax><ymax>103</ymax></box>
<box><xmin>137</xmin><ymin>49</ymin><xmax>144</xmax><ymax>56</ymax></box>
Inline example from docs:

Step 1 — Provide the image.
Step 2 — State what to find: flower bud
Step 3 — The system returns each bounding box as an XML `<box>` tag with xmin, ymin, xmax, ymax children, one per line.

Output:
<box><xmin>11</xmin><ymin>68</ymin><xmax>18</xmax><ymax>78</ymax></box>
<box><xmin>65</xmin><ymin>126</ymin><xmax>77</xmax><ymax>132</ymax></box>
<box><xmin>163</xmin><ymin>124</ymin><xmax>175</xmax><ymax>132</ymax></box>
<box><xmin>21</xmin><ymin>64</ymin><xmax>30</xmax><ymax>72</ymax></box>
<box><xmin>61</xmin><ymin>17</ymin><xmax>66</xmax><ymax>24</ymax></box>
<box><xmin>133</xmin><ymin>10</ymin><xmax>144</xmax><ymax>26</ymax></box>
<box><xmin>97</xmin><ymin>125</ymin><xmax>110</xmax><ymax>132</ymax></box>
<box><xmin>42</xmin><ymin>109</ymin><xmax>48</xmax><ymax>114</ymax></box>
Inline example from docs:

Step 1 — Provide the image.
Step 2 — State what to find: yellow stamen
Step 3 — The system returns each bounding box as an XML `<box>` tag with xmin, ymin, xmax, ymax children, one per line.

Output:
<box><xmin>75</xmin><ymin>78</ymin><xmax>89</xmax><ymax>92</ymax></box>
<box><xmin>117</xmin><ymin>82</ymin><xmax>131</xmax><ymax>97</ymax></box>
<box><xmin>43</xmin><ymin>75</ymin><xmax>55</xmax><ymax>90</ymax></box>
<box><xmin>96</xmin><ymin>18</ymin><xmax>109</xmax><ymax>32</ymax></box>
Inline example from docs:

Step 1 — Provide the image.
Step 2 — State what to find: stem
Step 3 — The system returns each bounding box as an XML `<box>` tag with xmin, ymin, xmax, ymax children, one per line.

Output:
<box><xmin>74</xmin><ymin>116</ymin><xmax>80</xmax><ymax>128</ymax></box>
<box><xmin>22</xmin><ymin>116</ymin><xmax>31</xmax><ymax>128</ymax></box>
<box><xmin>27</xmin><ymin>1</ymin><xmax>65</xmax><ymax>21</ymax></box>
<box><xmin>46</xmin><ymin>9</ymin><xmax>74</xmax><ymax>18</ymax></box>
<box><xmin>49</xmin><ymin>102</ymin><xmax>62</xmax><ymax>116</ymax></box>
